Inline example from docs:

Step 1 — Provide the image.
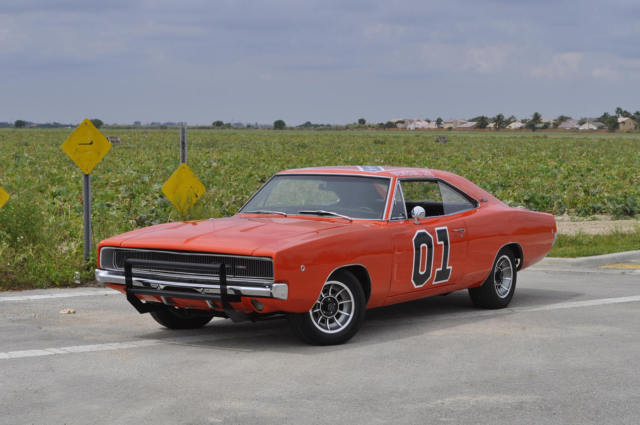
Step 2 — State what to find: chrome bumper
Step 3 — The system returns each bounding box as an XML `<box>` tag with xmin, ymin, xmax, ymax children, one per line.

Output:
<box><xmin>95</xmin><ymin>269</ymin><xmax>288</xmax><ymax>300</ymax></box>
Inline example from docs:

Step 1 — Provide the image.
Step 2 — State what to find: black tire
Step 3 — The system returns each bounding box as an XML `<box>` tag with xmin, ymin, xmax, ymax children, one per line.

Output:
<box><xmin>468</xmin><ymin>248</ymin><xmax>517</xmax><ymax>309</ymax></box>
<box><xmin>289</xmin><ymin>270</ymin><xmax>366</xmax><ymax>345</ymax></box>
<box><xmin>150</xmin><ymin>307</ymin><xmax>215</xmax><ymax>330</ymax></box>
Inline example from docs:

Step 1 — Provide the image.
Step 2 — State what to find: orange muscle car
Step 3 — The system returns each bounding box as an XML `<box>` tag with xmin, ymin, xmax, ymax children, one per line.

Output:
<box><xmin>96</xmin><ymin>166</ymin><xmax>557</xmax><ymax>345</ymax></box>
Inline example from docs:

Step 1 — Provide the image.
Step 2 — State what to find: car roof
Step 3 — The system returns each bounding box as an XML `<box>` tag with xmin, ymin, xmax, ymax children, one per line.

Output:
<box><xmin>278</xmin><ymin>166</ymin><xmax>503</xmax><ymax>204</ymax></box>
<box><xmin>278</xmin><ymin>166</ymin><xmax>436</xmax><ymax>179</ymax></box>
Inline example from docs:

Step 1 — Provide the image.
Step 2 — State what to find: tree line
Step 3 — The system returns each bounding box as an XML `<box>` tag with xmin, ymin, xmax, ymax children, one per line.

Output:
<box><xmin>6</xmin><ymin>107</ymin><xmax>639</xmax><ymax>132</ymax></box>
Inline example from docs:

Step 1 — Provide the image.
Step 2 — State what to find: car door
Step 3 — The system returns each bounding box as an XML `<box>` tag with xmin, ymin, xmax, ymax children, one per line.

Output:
<box><xmin>387</xmin><ymin>179</ymin><xmax>475</xmax><ymax>298</ymax></box>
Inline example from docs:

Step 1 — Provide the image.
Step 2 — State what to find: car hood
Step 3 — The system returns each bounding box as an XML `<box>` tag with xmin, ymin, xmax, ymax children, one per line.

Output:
<box><xmin>101</xmin><ymin>215</ymin><xmax>355</xmax><ymax>256</ymax></box>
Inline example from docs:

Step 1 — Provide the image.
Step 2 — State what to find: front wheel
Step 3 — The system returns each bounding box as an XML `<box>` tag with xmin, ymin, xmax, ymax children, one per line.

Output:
<box><xmin>150</xmin><ymin>307</ymin><xmax>215</xmax><ymax>329</ymax></box>
<box><xmin>468</xmin><ymin>248</ymin><xmax>517</xmax><ymax>309</ymax></box>
<box><xmin>289</xmin><ymin>270</ymin><xmax>366</xmax><ymax>345</ymax></box>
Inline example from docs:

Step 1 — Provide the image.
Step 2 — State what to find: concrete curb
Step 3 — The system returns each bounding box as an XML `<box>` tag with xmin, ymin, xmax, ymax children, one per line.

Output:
<box><xmin>535</xmin><ymin>250</ymin><xmax>640</xmax><ymax>269</ymax></box>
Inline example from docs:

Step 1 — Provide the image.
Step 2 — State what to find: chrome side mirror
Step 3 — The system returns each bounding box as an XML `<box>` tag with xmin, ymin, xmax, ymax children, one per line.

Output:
<box><xmin>411</xmin><ymin>206</ymin><xmax>425</xmax><ymax>224</ymax></box>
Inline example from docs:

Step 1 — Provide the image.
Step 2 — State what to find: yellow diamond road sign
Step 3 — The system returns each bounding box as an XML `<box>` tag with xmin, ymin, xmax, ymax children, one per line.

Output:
<box><xmin>61</xmin><ymin>118</ymin><xmax>112</xmax><ymax>174</ymax></box>
<box><xmin>0</xmin><ymin>185</ymin><xmax>9</xmax><ymax>210</ymax></box>
<box><xmin>162</xmin><ymin>163</ymin><xmax>206</xmax><ymax>215</ymax></box>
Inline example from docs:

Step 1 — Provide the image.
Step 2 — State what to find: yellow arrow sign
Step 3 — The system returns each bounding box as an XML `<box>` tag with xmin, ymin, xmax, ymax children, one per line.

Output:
<box><xmin>61</xmin><ymin>119</ymin><xmax>112</xmax><ymax>174</ymax></box>
<box><xmin>0</xmin><ymin>185</ymin><xmax>9</xmax><ymax>210</ymax></box>
<box><xmin>162</xmin><ymin>163</ymin><xmax>206</xmax><ymax>215</ymax></box>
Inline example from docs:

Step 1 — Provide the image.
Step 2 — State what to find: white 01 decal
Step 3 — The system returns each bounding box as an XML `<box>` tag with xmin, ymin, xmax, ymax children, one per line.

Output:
<box><xmin>411</xmin><ymin>227</ymin><xmax>452</xmax><ymax>287</ymax></box>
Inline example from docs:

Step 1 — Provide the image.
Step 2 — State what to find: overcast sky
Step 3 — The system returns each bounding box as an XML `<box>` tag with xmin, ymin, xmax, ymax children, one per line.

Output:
<box><xmin>2</xmin><ymin>0</ymin><xmax>639</xmax><ymax>125</ymax></box>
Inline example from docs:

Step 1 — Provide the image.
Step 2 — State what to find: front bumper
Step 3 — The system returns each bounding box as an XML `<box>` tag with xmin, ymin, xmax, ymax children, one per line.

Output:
<box><xmin>95</xmin><ymin>269</ymin><xmax>289</xmax><ymax>300</ymax></box>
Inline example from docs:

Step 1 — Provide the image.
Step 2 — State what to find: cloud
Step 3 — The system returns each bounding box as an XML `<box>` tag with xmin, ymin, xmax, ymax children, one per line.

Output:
<box><xmin>463</xmin><ymin>46</ymin><xmax>512</xmax><ymax>73</ymax></box>
<box><xmin>530</xmin><ymin>52</ymin><xmax>584</xmax><ymax>79</ymax></box>
<box><xmin>362</xmin><ymin>23</ymin><xmax>407</xmax><ymax>40</ymax></box>
<box><xmin>1</xmin><ymin>0</ymin><xmax>640</xmax><ymax>124</ymax></box>
<box><xmin>592</xmin><ymin>59</ymin><xmax>640</xmax><ymax>82</ymax></box>
<box><xmin>591</xmin><ymin>66</ymin><xmax>622</xmax><ymax>81</ymax></box>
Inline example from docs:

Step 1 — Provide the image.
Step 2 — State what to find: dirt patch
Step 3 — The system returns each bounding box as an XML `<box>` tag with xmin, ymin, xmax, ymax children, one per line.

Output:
<box><xmin>555</xmin><ymin>216</ymin><xmax>640</xmax><ymax>235</ymax></box>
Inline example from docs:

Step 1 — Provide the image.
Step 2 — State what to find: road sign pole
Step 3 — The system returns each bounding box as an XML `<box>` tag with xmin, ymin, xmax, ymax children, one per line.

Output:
<box><xmin>180</xmin><ymin>123</ymin><xmax>187</xmax><ymax>164</ymax></box>
<box><xmin>62</xmin><ymin>119</ymin><xmax>111</xmax><ymax>265</ymax></box>
<box><xmin>83</xmin><ymin>173</ymin><xmax>92</xmax><ymax>261</ymax></box>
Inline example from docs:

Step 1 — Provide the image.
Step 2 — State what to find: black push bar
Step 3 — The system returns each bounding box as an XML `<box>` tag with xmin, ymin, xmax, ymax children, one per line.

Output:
<box><xmin>123</xmin><ymin>258</ymin><xmax>245</xmax><ymax>320</ymax></box>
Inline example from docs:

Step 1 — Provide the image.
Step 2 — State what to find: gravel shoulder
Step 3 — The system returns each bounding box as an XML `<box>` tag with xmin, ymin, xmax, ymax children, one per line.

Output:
<box><xmin>555</xmin><ymin>216</ymin><xmax>639</xmax><ymax>235</ymax></box>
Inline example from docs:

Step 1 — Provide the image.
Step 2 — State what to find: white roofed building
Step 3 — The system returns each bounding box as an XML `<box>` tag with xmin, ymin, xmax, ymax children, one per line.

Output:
<box><xmin>558</xmin><ymin>119</ymin><xmax>579</xmax><ymax>130</ymax></box>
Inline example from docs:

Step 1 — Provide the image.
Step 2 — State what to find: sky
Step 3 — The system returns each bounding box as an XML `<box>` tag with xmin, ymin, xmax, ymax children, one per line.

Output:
<box><xmin>2</xmin><ymin>0</ymin><xmax>639</xmax><ymax>125</ymax></box>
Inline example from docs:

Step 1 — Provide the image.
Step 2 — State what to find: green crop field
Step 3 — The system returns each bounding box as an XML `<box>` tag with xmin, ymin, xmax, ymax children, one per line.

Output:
<box><xmin>0</xmin><ymin>128</ymin><xmax>639</xmax><ymax>290</ymax></box>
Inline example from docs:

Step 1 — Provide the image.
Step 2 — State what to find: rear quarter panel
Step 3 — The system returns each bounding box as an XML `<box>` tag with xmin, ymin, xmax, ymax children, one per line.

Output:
<box><xmin>465</xmin><ymin>205</ymin><xmax>556</xmax><ymax>286</ymax></box>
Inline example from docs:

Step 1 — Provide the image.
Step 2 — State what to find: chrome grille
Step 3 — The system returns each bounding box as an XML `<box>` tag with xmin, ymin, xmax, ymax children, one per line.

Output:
<box><xmin>100</xmin><ymin>248</ymin><xmax>273</xmax><ymax>281</ymax></box>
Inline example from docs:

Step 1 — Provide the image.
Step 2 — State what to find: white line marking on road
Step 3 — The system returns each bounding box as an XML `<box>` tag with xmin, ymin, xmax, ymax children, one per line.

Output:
<box><xmin>0</xmin><ymin>340</ymin><xmax>164</xmax><ymax>360</ymax></box>
<box><xmin>2</xmin><ymin>295</ymin><xmax>639</xmax><ymax>360</ymax></box>
<box><xmin>522</xmin><ymin>295</ymin><xmax>640</xmax><ymax>312</ymax></box>
<box><xmin>0</xmin><ymin>290</ymin><xmax>115</xmax><ymax>302</ymax></box>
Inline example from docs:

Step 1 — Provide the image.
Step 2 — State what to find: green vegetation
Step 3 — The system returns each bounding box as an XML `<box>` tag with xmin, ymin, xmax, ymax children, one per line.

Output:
<box><xmin>0</xmin><ymin>128</ymin><xmax>638</xmax><ymax>289</ymax></box>
<box><xmin>549</xmin><ymin>227</ymin><xmax>640</xmax><ymax>257</ymax></box>
<box><xmin>90</xmin><ymin>118</ymin><xmax>104</xmax><ymax>129</ymax></box>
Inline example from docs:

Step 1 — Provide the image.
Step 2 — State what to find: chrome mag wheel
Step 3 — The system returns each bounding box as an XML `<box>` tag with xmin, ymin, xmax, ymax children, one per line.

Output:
<box><xmin>468</xmin><ymin>248</ymin><xmax>518</xmax><ymax>309</ymax></box>
<box><xmin>493</xmin><ymin>255</ymin><xmax>514</xmax><ymax>299</ymax></box>
<box><xmin>289</xmin><ymin>270</ymin><xmax>366</xmax><ymax>345</ymax></box>
<box><xmin>309</xmin><ymin>280</ymin><xmax>355</xmax><ymax>334</ymax></box>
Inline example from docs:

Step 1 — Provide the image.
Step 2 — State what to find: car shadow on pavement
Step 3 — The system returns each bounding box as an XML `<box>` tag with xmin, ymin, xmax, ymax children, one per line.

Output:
<box><xmin>131</xmin><ymin>286</ymin><xmax>583</xmax><ymax>354</ymax></box>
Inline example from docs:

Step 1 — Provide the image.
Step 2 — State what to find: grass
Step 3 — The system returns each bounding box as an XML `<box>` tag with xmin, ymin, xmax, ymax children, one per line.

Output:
<box><xmin>549</xmin><ymin>227</ymin><xmax>640</xmax><ymax>258</ymax></box>
<box><xmin>0</xmin><ymin>128</ymin><xmax>639</xmax><ymax>289</ymax></box>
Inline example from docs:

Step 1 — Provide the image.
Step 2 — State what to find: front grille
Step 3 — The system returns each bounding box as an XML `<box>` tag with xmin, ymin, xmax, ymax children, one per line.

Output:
<box><xmin>101</xmin><ymin>248</ymin><xmax>273</xmax><ymax>281</ymax></box>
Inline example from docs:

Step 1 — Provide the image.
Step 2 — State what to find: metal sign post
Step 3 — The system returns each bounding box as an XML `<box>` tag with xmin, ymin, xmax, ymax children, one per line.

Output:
<box><xmin>180</xmin><ymin>123</ymin><xmax>187</xmax><ymax>164</ymax></box>
<box><xmin>162</xmin><ymin>123</ymin><xmax>206</xmax><ymax>215</ymax></box>
<box><xmin>83</xmin><ymin>174</ymin><xmax>92</xmax><ymax>261</ymax></box>
<box><xmin>61</xmin><ymin>119</ymin><xmax>112</xmax><ymax>262</ymax></box>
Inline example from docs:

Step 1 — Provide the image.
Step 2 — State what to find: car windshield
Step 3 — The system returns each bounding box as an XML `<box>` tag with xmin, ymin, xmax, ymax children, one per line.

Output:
<box><xmin>240</xmin><ymin>174</ymin><xmax>390</xmax><ymax>220</ymax></box>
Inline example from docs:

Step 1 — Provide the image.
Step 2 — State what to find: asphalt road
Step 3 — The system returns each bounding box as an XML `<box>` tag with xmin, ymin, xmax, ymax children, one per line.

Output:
<box><xmin>1</xmin><ymin>258</ymin><xmax>639</xmax><ymax>425</ymax></box>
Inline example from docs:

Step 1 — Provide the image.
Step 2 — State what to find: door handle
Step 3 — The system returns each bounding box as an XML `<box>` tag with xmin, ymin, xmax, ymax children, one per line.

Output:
<box><xmin>453</xmin><ymin>228</ymin><xmax>466</xmax><ymax>233</ymax></box>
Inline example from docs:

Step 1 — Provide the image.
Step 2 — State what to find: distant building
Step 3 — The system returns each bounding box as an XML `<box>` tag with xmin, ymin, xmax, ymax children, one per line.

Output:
<box><xmin>558</xmin><ymin>119</ymin><xmax>579</xmax><ymax>130</ymax></box>
<box><xmin>450</xmin><ymin>119</ymin><xmax>469</xmax><ymax>128</ymax></box>
<box><xmin>394</xmin><ymin>119</ymin><xmax>438</xmax><ymax>130</ymax></box>
<box><xmin>507</xmin><ymin>121</ymin><xmax>524</xmax><ymax>129</ymax></box>
<box><xmin>439</xmin><ymin>119</ymin><xmax>474</xmax><ymax>129</ymax></box>
<box><xmin>413</xmin><ymin>120</ymin><xmax>437</xmax><ymax>129</ymax></box>
<box><xmin>618</xmin><ymin>117</ymin><xmax>635</xmax><ymax>131</ymax></box>
<box><xmin>578</xmin><ymin>121</ymin><xmax>605</xmax><ymax>130</ymax></box>
<box><xmin>541</xmin><ymin>117</ymin><xmax>554</xmax><ymax>126</ymax></box>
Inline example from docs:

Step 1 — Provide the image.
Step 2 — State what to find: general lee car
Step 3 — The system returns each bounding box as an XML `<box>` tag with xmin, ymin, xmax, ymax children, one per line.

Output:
<box><xmin>96</xmin><ymin>166</ymin><xmax>557</xmax><ymax>345</ymax></box>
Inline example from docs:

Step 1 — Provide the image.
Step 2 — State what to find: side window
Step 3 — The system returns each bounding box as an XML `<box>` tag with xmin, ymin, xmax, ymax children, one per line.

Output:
<box><xmin>402</xmin><ymin>181</ymin><xmax>441</xmax><ymax>203</ymax></box>
<box><xmin>438</xmin><ymin>182</ymin><xmax>475</xmax><ymax>215</ymax></box>
<box><xmin>400</xmin><ymin>180</ymin><xmax>443</xmax><ymax>217</ymax></box>
<box><xmin>399</xmin><ymin>180</ymin><xmax>476</xmax><ymax>217</ymax></box>
<box><xmin>390</xmin><ymin>183</ymin><xmax>407</xmax><ymax>220</ymax></box>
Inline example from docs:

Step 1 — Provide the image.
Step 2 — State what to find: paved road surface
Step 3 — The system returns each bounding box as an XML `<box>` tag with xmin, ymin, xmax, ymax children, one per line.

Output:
<box><xmin>1</xmin><ymin>259</ymin><xmax>639</xmax><ymax>425</ymax></box>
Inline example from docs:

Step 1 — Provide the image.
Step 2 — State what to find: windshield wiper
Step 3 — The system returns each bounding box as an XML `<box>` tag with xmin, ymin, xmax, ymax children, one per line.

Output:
<box><xmin>243</xmin><ymin>210</ymin><xmax>288</xmax><ymax>216</ymax></box>
<box><xmin>298</xmin><ymin>210</ymin><xmax>352</xmax><ymax>221</ymax></box>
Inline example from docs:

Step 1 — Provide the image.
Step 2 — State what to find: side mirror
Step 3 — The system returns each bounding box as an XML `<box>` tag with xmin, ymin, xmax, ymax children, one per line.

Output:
<box><xmin>411</xmin><ymin>206</ymin><xmax>425</xmax><ymax>224</ymax></box>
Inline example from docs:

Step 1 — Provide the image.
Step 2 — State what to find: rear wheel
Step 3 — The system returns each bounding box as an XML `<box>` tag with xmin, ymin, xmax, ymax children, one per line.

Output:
<box><xmin>290</xmin><ymin>270</ymin><xmax>366</xmax><ymax>345</ymax></box>
<box><xmin>150</xmin><ymin>307</ymin><xmax>215</xmax><ymax>329</ymax></box>
<box><xmin>468</xmin><ymin>248</ymin><xmax>517</xmax><ymax>309</ymax></box>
